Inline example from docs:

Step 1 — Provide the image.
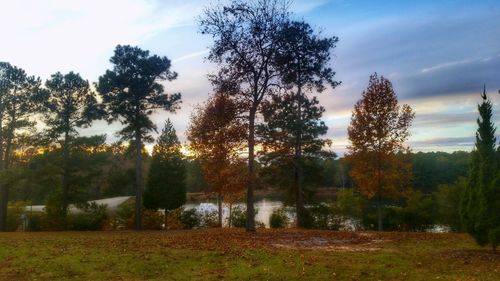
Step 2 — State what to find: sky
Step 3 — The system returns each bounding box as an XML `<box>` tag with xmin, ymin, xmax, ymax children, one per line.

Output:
<box><xmin>0</xmin><ymin>0</ymin><xmax>499</xmax><ymax>155</ymax></box>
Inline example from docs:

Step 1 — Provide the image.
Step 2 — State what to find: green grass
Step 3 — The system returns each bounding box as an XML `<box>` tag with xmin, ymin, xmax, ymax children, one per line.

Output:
<box><xmin>0</xmin><ymin>229</ymin><xmax>498</xmax><ymax>280</ymax></box>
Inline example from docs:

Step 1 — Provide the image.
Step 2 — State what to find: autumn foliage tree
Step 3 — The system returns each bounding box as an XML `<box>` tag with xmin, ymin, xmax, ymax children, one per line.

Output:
<box><xmin>187</xmin><ymin>93</ymin><xmax>247</xmax><ymax>227</ymax></box>
<box><xmin>346</xmin><ymin>73</ymin><xmax>415</xmax><ymax>231</ymax></box>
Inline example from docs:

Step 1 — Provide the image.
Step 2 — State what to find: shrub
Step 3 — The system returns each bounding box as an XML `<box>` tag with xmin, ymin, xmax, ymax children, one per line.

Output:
<box><xmin>141</xmin><ymin>209</ymin><xmax>164</xmax><ymax>230</ymax></box>
<box><xmin>27</xmin><ymin>211</ymin><xmax>48</xmax><ymax>231</ymax></box>
<box><xmin>270</xmin><ymin>208</ymin><xmax>289</xmax><ymax>228</ymax></box>
<box><xmin>229</xmin><ymin>206</ymin><xmax>261</xmax><ymax>228</ymax></box>
<box><xmin>304</xmin><ymin>203</ymin><xmax>341</xmax><ymax>230</ymax></box>
<box><xmin>180</xmin><ymin>208</ymin><xmax>201</xmax><ymax>229</ymax></box>
<box><xmin>165</xmin><ymin>208</ymin><xmax>184</xmax><ymax>230</ymax></box>
<box><xmin>68</xmin><ymin>202</ymin><xmax>108</xmax><ymax>231</ymax></box>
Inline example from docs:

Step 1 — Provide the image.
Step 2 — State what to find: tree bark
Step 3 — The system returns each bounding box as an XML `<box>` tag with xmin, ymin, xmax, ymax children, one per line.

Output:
<box><xmin>377</xmin><ymin>194</ymin><xmax>383</xmax><ymax>231</ymax></box>
<box><xmin>246</xmin><ymin>107</ymin><xmax>256</xmax><ymax>232</ymax></box>
<box><xmin>295</xmin><ymin>85</ymin><xmax>305</xmax><ymax>228</ymax></box>
<box><xmin>0</xmin><ymin>113</ymin><xmax>6</xmax><ymax>232</ymax></box>
<box><xmin>134</xmin><ymin>131</ymin><xmax>143</xmax><ymax>230</ymax></box>
<box><xmin>62</xmin><ymin>130</ymin><xmax>70</xmax><ymax>223</ymax></box>
<box><xmin>217</xmin><ymin>192</ymin><xmax>223</xmax><ymax>227</ymax></box>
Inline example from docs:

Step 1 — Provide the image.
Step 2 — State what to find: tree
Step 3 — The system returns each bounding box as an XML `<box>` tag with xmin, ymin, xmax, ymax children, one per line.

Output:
<box><xmin>258</xmin><ymin>94</ymin><xmax>334</xmax><ymax>226</ymax></box>
<box><xmin>460</xmin><ymin>87</ymin><xmax>500</xmax><ymax>251</ymax></box>
<box><xmin>345</xmin><ymin>73</ymin><xmax>415</xmax><ymax>231</ymax></box>
<box><xmin>257</xmin><ymin>20</ymin><xmax>339</xmax><ymax>227</ymax></box>
<box><xmin>187</xmin><ymin>93</ymin><xmax>247</xmax><ymax>227</ymax></box>
<box><xmin>0</xmin><ymin>62</ymin><xmax>41</xmax><ymax>231</ymax></box>
<box><xmin>144</xmin><ymin>119</ymin><xmax>186</xmax><ymax>229</ymax></box>
<box><xmin>39</xmin><ymin>71</ymin><xmax>102</xmax><ymax>220</ymax></box>
<box><xmin>97</xmin><ymin>45</ymin><xmax>181</xmax><ymax>230</ymax></box>
<box><xmin>200</xmin><ymin>0</ymin><xmax>290</xmax><ymax>231</ymax></box>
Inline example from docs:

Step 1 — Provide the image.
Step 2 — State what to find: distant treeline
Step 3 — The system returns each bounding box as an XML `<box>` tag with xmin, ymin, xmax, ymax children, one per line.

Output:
<box><xmin>8</xmin><ymin>147</ymin><xmax>468</xmax><ymax>205</ymax></box>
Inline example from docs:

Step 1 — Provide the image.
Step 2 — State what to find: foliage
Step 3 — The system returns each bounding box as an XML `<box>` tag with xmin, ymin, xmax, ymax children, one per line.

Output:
<box><xmin>345</xmin><ymin>73</ymin><xmax>415</xmax><ymax>231</ymax></box>
<box><xmin>97</xmin><ymin>44</ymin><xmax>181</xmax><ymax>230</ymax></box>
<box><xmin>269</xmin><ymin>208</ymin><xmax>289</xmax><ymax>228</ymax></box>
<box><xmin>144</xmin><ymin>119</ymin><xmax>186</xmax><ymax>212</ymax></box>
<box><xmin>332</xmin><ymin>188</ymin><xmax>366</xmax><ymax>230</ymax></box>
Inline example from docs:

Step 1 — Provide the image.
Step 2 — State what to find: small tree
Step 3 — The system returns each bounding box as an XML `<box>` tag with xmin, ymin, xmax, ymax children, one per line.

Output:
<box><xmin>144</xmin><ymin>119</ymin><xmax>186</xmax><ymax>229</ymax></box>
<box><xmin>460</xmin><ymin>87</ymin><xmax>500</xmax><ymax>251</ymax></box>
<box><xmin>97</xmin><ymin>45</ymin><xmax>181</xmax><ymax>230</ymax></box>
<box><xmin>187</xmin><ymin>93</ymin><xmax>247</xmax><ymax>227</ymax></box>
<box><xmin>40</xmin><ymin>71</ymin><xmax>102</xmax><ymax>219</ymax></box>
<box><xmin>346</xmin><ymin>73</ymin><xmax>415</xmax><ymax>231</ymax></box>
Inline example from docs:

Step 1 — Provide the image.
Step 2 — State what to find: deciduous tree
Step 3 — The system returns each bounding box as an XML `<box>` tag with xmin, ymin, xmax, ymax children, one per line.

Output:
<box><xmin>346</xmin><ymin>73</ymin><xmax>415</xmax><ymax>231</ymax></box>
<box><xmin>199</xmin><ymin>0</ymin><xmax>290</xmax><ymax>231</ymax></box>
<box><xmin>187</xmin><ymin>93</ymin><xmax>247</xmax><ymax>227</ymax></box>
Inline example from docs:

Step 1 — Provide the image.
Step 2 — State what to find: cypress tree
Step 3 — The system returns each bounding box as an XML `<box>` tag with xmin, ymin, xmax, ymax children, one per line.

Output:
<box><xmin>144</xmin><ymin>119</ymin><xmax>186</xmax><ymax>228</ymax></box>
<box><xmin>461</xmin><ymin>87</ymin><xmax>500</xmax><ymax>251</ymax></box>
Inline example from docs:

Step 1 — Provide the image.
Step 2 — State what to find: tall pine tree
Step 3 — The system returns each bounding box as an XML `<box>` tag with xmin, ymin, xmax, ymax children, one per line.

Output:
<box><xmin>144</xmin><ymin>119</ymin><xmax>186</xmax><ymax>228</ymax></box>
<box><xmin>461</xmin><ymin>87</ymin><xmax>500</xmax><ymax>251</ymax></box>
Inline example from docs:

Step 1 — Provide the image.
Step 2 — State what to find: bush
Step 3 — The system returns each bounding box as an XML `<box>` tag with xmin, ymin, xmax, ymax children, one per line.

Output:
<box><xmin>230</xmin><ymin>206</ymin><xmax>246</xmax><ymax>227</ymax></box>
<box><xmin>27</xmin><ymin>212</ymin><xmax>48</xmax><ymax>231</ymax></box>
<box><xmin>433</xmin><ymin>178</ymin><xmax>465</xmax><ymax>231</ymax></box>
<box><xmin>270</xmin><ymin>208</ymin><xmax>289</xmax><ymax>228</ymax></box>
<box><xmin>141</xmin><ymin>209</ymin><xmax>164</xmax><ymax>230</ymax></box>
<box><xmin>68</xmin><ymin>202</ymin><xmax>108</xmax><ymax>231</ymax></box>
<box><xmin>304</xmin><ymin>202</ymin><xmax>341</xmax><ymax>230</ymax></box>
<box><xmin>180</xmin><ymin>208</ymin><xmax>201</xmax><ymax>229</ymax></box>
<box><xmin>165</xmin><ymin>208</ymin><xmax>184</xmax><ymax>230</ymax></box>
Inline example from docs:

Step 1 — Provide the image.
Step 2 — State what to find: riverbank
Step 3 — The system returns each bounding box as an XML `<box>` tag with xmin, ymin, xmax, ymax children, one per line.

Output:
<box><xmin>0</xmin><ymin>229</ymin><xmax>498</xmax><ymax>280</ymax></box>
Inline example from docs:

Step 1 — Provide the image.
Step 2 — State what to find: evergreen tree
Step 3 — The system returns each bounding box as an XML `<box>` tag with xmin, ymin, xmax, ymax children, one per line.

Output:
<box><xmin>461</xmin><ymin>87</ymin><xmax>500</xmax><ymax>251</ymax></box>
<box><xmin>258</xmin><ymin>93</ymin><xmax>334</xmax><ymax>227</ymax></box>
<box><xmin>144</xmin><ymin>119</ymin><xmax>186</xmax><ymax>228</ymax></box>
<box><xmin>260</xmin><ymin>20</ymin><xmax>339</xmax><ymax>227</ymax></box>
<box><xmin>41</xmin><ymin>72</ymin><xmax>103</xmax><ymax>220</ymax></box>
<box><xmin>97</xmin><ymin>45</ymin><xmax>181</xmax><ymax>230</ymax></box>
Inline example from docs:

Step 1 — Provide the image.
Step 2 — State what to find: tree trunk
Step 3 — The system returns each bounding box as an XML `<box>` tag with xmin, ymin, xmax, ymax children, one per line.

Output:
<box><xmin>377</xmin><ymin>195</ymin><xmax>383</xmax><ymax>231</ymax></box>
<box><xmin>229</xmin><ymin>203</ymin><xmax>233</xmax><ymax>228</ymax></box>
<box><xmin>134</xmin><ymin>131</ymin><xmax>143</xmax><ymax>230</ymax></box>
<box><xmin>295</xmin><ymin>86</ymin><xmax>305</xmax><ymax>228</ymax></box>
<box><xmin>217</xmin><ymin>192</ymin><xmax>223</xmax><ymax>227</ymax></box>
<box><xmin>0</xmin><ymin>113</ymin><xmax>6</xmax><ymax>232</ymax></box>
<box><xmin>62</xmin><ymin>130</ymin><xmax>70</xmax><ymax>224</ymax></box>
<box><xmin>164</xmin><ymin>209</ymin><xmax>168</xmax><ymax>230</ymax></box>
<box><xmin>246</xmin><ymin>107</ymin><xmax>256</xmax><ymax>232</ymax></box>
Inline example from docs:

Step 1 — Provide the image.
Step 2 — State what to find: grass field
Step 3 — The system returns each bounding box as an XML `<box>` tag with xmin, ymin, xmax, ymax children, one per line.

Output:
<box><xmin>0</xmin><ymin>229</ymin><xmax>499</xmax><ymax>280</ymax></box>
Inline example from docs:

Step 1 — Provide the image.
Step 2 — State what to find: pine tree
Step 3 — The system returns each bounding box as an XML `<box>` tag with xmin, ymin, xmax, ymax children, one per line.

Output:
<box><xmin>461</xmin><ymin>87</ymin><xmax>500</xmax><ymax>251</ymax></box>
<box><xmin>144</xmin><ymin>119</ymin><xmax>186</xmax><ymax>228</ymax></box>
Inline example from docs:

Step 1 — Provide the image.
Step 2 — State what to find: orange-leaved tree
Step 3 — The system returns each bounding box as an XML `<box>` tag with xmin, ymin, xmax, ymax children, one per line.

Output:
<box><xmin>187</xmin><ymin>92</ymin><xmax>247</xmax><ymax>227</ymax></box>
<box><xmin>345</xmin><ymin>73</ymin><xmax>415</xmax><ymax>231</ymax></box>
